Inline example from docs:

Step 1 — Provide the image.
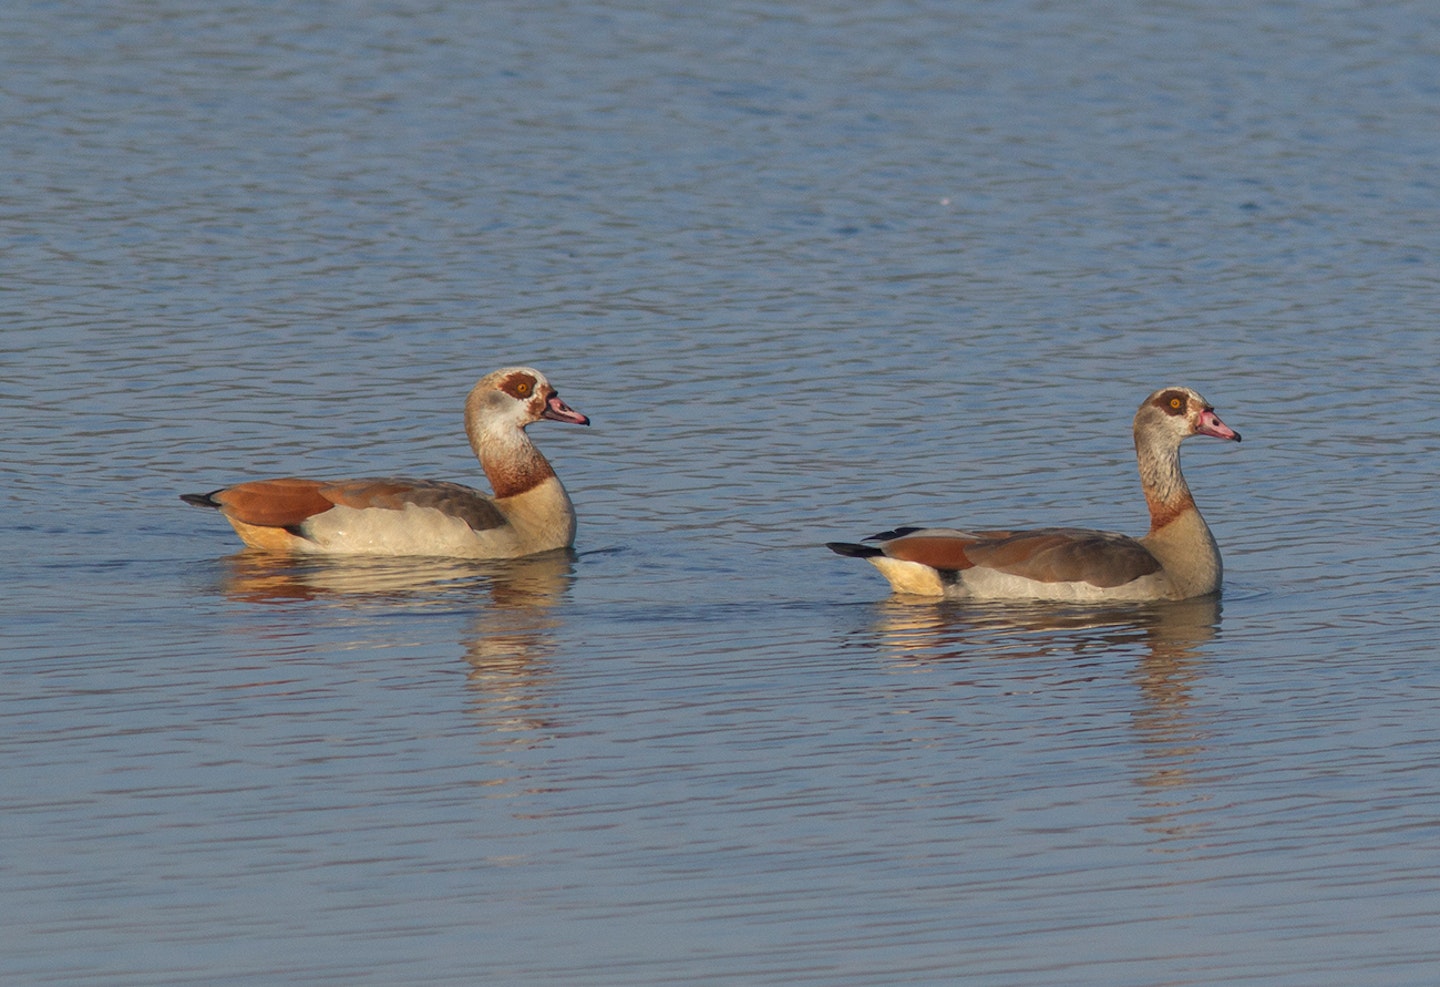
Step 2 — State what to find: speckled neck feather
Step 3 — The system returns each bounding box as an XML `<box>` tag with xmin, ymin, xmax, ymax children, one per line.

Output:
<box><xmin>1136</xmin><ymin>434</ymin><xmax>1196</xmax><ymax>535</ymax></box>
<box><xmin>466</xmin><ymin>414</ymin><xmax>556</xmax><ymax>500</ymax></box>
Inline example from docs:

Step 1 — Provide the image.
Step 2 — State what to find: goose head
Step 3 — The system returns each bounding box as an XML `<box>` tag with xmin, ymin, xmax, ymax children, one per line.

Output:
<box><xmin>467</xmin><ymin>367</ymin><xmax>590</xmax><ymax>435</ymax></box>
<box><xmin>1134</xmin><ymin>386</ymin><xmax>1241</xmax><ymax>451</ymax></box>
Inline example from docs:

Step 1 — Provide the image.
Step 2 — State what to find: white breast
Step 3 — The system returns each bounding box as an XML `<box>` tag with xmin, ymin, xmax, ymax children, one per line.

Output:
<box><xmin>869</xmin><ymin>556</ymin><xmax>1174</xmax><ymax>601</ymax></box>
<box><xmin>953</xmin><ymin>566</ymin><xmax>1173</xmax><ymax>601</ymax></box>
<box><xmin>302</xmin><ymin>503</ymin><xmax>526</xmax><ymax>558</ymax></box>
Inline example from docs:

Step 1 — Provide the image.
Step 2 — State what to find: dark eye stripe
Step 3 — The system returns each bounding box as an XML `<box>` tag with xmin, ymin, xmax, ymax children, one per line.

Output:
<box><xmin>1157</xmin><ymin>390</ymin><xmax>1188</xmax><ymax>416</ymax></box>
<box><xmin>499</xmin><ymin>371</ymin><xmax>539</xmax><ymax>399</ymax></box>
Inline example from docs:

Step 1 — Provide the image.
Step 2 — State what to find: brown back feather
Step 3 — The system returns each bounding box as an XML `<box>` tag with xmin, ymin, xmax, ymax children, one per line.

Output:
<box><xmin>886</xmin><ymin>527</ymin><xmax>1161</xmax><ymax>588</ymax></box>
<box><xmin>209</xmin><ymin>477</ymin><xmax>509</xmax><ymax>534</ymax></box>
<box><xmin>320</xmin><ymin>479</ymin><xmax>508</xmax><ymax>531</ymax></box>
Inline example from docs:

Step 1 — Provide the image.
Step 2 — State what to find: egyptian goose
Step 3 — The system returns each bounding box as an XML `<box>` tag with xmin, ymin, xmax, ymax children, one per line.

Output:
<box><xmin>828</xmin><ymin>387</ymin><xmax>1241</xmax><ymax>601</ymax></box>
<box><xmin>182</xmin><ymin>367</ymin><xmax>590</xmax><ymax>558</ymax></box>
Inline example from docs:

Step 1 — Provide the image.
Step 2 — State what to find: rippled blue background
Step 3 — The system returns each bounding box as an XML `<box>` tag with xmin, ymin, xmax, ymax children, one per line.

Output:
<box><xmin>4</xmin><ymin>1</ymin><xmax>1440</xmax><ymax>984</ymax></box>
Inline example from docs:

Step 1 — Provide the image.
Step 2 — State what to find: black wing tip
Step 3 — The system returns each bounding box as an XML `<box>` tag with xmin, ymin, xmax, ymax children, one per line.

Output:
<box><xmin>180</xmin><ymin>491</ymin><xmax>222</xmax><ymax>509</ymax></box>
<box><xmin>865</xmin><ymin>526</ymin><xmax>924</xmax><ymax>542</ymax></box>
<box><xmin>827</xmin><ymin>541</ymin><xmax>883</xmax><ymax>559</ymax></box>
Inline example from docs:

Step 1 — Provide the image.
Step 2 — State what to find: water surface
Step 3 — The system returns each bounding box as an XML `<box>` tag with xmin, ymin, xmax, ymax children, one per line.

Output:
<box><xmin>4</xmin><ymin>1</ymin><xmax>1440</xmax><ymax>984</ymax></box>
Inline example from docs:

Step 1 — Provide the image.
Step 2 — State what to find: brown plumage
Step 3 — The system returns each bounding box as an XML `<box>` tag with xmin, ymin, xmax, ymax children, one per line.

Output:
<box><xmin>878</xmin><ymin>528</ymin><xmax>1165</xmax><ymax>587</ymax></box>
<box><xmin>827</xmin><ymin>387</ymin><xmax>1241</xmax><ymax>601</ymax></box>
<box><xmin>183</xmin><ymin>478</ymin><xmax>510</xmax><ymax>533</ymax></box>
<box><xmin>182</xmin><ymin>367</ymin><xmax>589</xmax><ymax>558</ymax></box>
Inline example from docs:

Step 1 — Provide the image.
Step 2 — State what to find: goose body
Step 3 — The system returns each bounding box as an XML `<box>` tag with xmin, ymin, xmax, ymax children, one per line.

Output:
<box><xmin>182</xmin><ymin>367</ymin><xmax>589</xmax><ymax>558</ymax></box>
<box><xmin>828</xmin><ymin>387</ymin><xmax>1241</xmax><ymax>601</ymax></box>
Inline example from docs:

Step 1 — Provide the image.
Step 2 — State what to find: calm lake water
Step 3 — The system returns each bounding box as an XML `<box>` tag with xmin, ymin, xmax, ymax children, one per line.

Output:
<box><xmin>4</xmin><ymin>0</ymin><xmax>1440</xmax><ymax>984</ymax></box>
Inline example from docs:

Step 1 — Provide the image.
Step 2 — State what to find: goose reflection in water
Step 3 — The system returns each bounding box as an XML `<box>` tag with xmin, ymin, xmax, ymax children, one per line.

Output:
<box><xmin>206</xmin><ymin>549</ymin><xmax>576</xmax><ymax>742</ymax></box>
<box><xmin>854</xmin><ymin>594</ymin><xmax>1223</xmax><ymax>840</ymax></box>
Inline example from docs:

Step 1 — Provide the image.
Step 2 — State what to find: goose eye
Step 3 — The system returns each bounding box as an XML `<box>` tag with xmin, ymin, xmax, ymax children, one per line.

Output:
<box><xmin>1169</xmin><ymin>397</ymin><xmax>1183</xmax><ymax>409</ymax></box>
<box><xmin>515</xmin><ymin>381</ymin><xmax>531</xmax><ymax>396</ymax></box>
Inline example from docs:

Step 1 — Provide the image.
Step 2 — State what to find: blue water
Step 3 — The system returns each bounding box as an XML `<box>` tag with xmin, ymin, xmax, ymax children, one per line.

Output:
<box><xmin>4</xmin><ymin>1</ymin><xmax>1440</xmax><ymax>984</ymax></box>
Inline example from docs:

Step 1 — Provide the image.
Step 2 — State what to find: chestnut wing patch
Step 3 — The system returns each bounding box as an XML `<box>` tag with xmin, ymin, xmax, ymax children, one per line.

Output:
<box><xmin>209</xmin><ymin>478</ymin><xmax>335</xmax><ymax>529</ymax></box>
<box><xmin>882</xmin><ymin>534</ymin><xmax>980</xmax><ymax>571</ymax></box>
